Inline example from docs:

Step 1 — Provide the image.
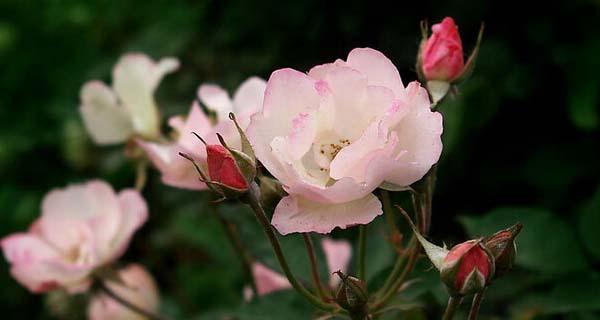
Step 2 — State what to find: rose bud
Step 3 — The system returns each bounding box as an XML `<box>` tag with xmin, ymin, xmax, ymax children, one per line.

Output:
<box><xmin>417</xmin><ymin>17</ymin><xmax>484</xmax><ymax>105</ymax></box>
<box><xmin>333</xmin><ymin>271</ymin><xmax>368</xmax><ymax>315</ymax></box>
<box><xmin>440</xmin><ymin>240</ymin><xmax>495</xmax><ymax>296</ymax></box>
<box><xmin>179</xmin><ymin>113</ymin><xmax>257</xmax><ymax>199</ymax></box>
<box><xmin>483</xmin><ymin>223</ymin><xmax>522</xmax><ymax>278</ymax></box>
<box><xmin>206</xmin><ymin>144</ymin><xmax>249</xmax><ymax>190</ymax></box>
<box><xmin>420</xmin><ymin>17</ymin><xmax>464</xmax><ymax>83</ymax></box>
<box><xmin>398</xmin><ymin>207</ymin><xmax>493</xmax><ymax>297</ymax></box>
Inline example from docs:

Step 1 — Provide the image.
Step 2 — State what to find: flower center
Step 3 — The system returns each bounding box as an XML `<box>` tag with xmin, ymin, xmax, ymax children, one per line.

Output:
<box><xmin>312</xmin><ymin>131</ymin><xmax>351</xmax><ymax>170</ymax></box>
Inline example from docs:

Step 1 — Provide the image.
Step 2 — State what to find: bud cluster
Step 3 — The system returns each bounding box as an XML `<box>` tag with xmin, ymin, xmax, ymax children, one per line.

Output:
<box><xmin>401</xmin><ymin>208</ymin><xmax>521</xmax><ymax>297</ymax></box>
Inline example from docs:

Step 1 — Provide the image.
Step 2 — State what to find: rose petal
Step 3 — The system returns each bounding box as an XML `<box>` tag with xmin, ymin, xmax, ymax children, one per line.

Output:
<box><xmin>272</xmin><ymin>194</ymin><xmax>382</xmax><ymax>235</ymax></box>
<box><xmin>251</xmin><ymin>263</ymin><xmax>291</xmax><ymax>296</ymax></box>
<box><xmin>198</xmin><ymin>84</ymin><xmax>234</xmax><ymax>121</ymax></box>
<box><xmin>321</xmin><ymin>238</ymin><xmax>352</xmax><ymax>288</ymax></box>
<box><xmin>79</xmin><ymin>81</ymin><xmax>133</xmax><ymax>145</ymax></box>
<box><xmin>346</xmin><ymin>47</ymin><xmax>404</xmax><ymax>96</ymax></box>
<box><xmin>113</xmin><ymin>54</ymin><xmax>178</xmax><ymax>138</ymax></box>
<box><xmin>232</xmin><ymin>77</ymin><xmax>267</xmax><ymax>129</ymax></box>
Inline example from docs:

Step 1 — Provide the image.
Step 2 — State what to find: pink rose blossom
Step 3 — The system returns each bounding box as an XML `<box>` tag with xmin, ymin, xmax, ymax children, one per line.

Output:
<box><xmin>247</xmin><ymin>48</ymin><xmax>443</xmax><ymax>234</ymax></box>
<box><xmin>88</xmin><ymin>264</ymin><xmax>159</xmax><ymax>320</ymax></box>
<box><xmin>0</xmin><ymin>181</ymin><xmax>147</xmax><ymax>293</ymax></box>
<box><xmin>421</xmin><ymin>17</ymin><xmax>464</xmax><ymax>82</ymax></box>
<box><xmin>248</xmin><ymin>238</ymin><xmax>351</xmax><ymax>298</ymax></box>
<box><xmin>80</xmin><ymin>53</ymin><xmax>179</xmax><ymax>144</ymax></box>
<box><xmin>139</xmin><ymin>77</ymin><xmax>266</xmax><ymax>190</ymax></box>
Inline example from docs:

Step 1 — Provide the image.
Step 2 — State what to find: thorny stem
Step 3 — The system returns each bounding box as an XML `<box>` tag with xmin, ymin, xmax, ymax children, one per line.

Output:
<box><xmin>244</xmin><ymin>182</ymin><xmax>336</xmax><ymax>311</ymax></box>
<box><xmin>96</xmin><ymin>278</ymin><xmax>169</xmax><ymax>320</ymax></box>
<box><xmin>442</xmin><ymin>296</ymin><xmax>462</xmax><ymax>320</ymax></box>
<box><xmin>134</xmin><ymin>159</ymin><xmax>147</xmax><ymax>191</ymax></box>
<box><xmin>468</xmin><ymin>288</ymin><xmax>486</xmax><ymax>320</ymax></box>
<box><xmin>357</xmin><ymin>225</ymin><xmax>367</xmax><ymax>281</ymax></box>
<box><xmin>302</xmin><ymin>233</ymin><xmax>329</xmax><ymax>301</ymax></box>
<box><xmin>212</xmin><ymin>204</ymin><xmax>256</xmax><ymax>295</ymax></box>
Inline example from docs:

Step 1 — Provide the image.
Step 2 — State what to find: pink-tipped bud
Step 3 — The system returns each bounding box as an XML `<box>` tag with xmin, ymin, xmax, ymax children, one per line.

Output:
<box><xmin>206</xmin><ymin>144</ymin><xmax>248</xmax><ymax>190</ymax></box>
<box><xmin>440</xmin><ymin>240</ymin><xmax>494</xmax><ymax>296</ymax></box>
<box><xmin>421</xmin><ymin>17</ymin><xmax>464</xmax><ymax>82</ymax></box>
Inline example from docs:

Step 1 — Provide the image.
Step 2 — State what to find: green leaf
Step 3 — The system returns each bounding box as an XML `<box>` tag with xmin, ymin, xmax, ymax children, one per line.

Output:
<box><xmin>459</xmin><ymin>208</ymin><xmax>588</xmax><ymax>274</ymax></box>
<box><xmin>578</xmin><ymin>187</ymin><xmax>600</xmax><ymax>261</ymax></box>
<box><xmin>510</xmin><ymin>273</ymin><xmax>600</xmax><ymax>315</ymax></box>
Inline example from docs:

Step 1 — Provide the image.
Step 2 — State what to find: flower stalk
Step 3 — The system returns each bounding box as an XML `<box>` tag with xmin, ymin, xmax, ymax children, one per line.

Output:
<box><xmin>302</xmin><ymin>233</ymin><xmax>329</xmax><ymax>301</ymax></box>
<box><xmin>442</xmin><ymin>296</ymin><xmax>462</xmax><ymax>320</ymax></box>
<box><xmin>357</xmin><ymin>225</ymin><xmax>367</xmax><ymax>281</ymax></box>
<box><xmin>468</xmin><ymin>288</ymin><xmax>486</xmax><ymax>320</ymax></box>
<box><xmin>243</xmin><ymin>182</ymin><xmax>336</xmax><ymax>311</ymax></box>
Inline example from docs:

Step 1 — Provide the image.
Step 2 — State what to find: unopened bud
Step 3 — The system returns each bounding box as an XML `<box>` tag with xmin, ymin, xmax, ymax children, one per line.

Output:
<box><xmin>484</xmin><ymin>223</ymin><xmax>522</xmax><ymax>278</ymax></box>
<box><xmin>207</xmin><ymin>144</ymin><xmax>249</xmax><ymax>190</ymax></box>
<box><xmin>440</xmin><ymin>240</ymin><xmax>494</xmax><ymax>296</ymax></box>
<box><xmin>334</xmin><ymin>271</ymin><xmax>368</xmax><ymax>314</ymax></box>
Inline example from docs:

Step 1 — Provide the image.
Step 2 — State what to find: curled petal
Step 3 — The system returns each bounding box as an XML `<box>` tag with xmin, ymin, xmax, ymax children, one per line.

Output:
<box><xmin>272</xmin><ymin>194</ymin><xmax>382</xmax><ymax>235</ymax></box>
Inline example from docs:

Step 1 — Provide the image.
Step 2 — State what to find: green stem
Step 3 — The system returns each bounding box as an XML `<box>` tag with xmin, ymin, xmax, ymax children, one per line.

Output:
<box><xmin>442</xmin><ymin>296</ymin><xmax>462</xmax><ymax>320</ymax></box>
<box><xmin>416</xmin><ymin>165</ymin><xmax>437</xmax><ymax>234</ymax></box>
<box><xmin>468</xmin><ymin>288</ymin><xmax>486</xmax><ymax>320</ymax></box>
<box><xmin>380</xmin><ymin>190</ymin><xmax>402</xmax><ymax>246</ymax></box>
<box><xmin>97</xmin><ymin>278</ymin><xmax>169</xmax><ymax>320</ymax></box>
<box><xmin>245</xmin><ymin>182</ymin><xmax>336</xmax><ymax>311</ymax></box>
<box><xmin>302</xmin><ymin>233</ymin><xmax>329</xmax><ymax>301</ymax></box>
<box><xmin>371</xmin><ymin>238</ymin><xmax>419</xmax><ymax>310</ymax></box>
<box><xmin>212</xmin><ymin>205</ymin><xmax>256</xmax><ymax>295</ymax></box>
<box><xmin>134</xmin><ymin>159</ymin><xmax>147</xmax><ymax>191</ymax></box>
<box><xmin>376</xmin><ymin>235</ymin><xmax>415</xmax><ymax>297</ymax></box>
<box><xmin>357</xmin><ymin>225</ymin><xmax>367</xmax><ymax>280</ymax></box>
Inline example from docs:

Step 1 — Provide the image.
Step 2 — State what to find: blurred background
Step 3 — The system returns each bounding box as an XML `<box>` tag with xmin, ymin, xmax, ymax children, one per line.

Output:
<box><xmin>1</xmin><ymin>0</ymin><xmax>599</xmax><ymax>319</ymax></box>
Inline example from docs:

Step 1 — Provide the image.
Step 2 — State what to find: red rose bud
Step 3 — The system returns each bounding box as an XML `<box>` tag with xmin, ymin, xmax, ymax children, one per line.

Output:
<box><xmin>484</xmin><ymin>223</ymin><xmax>522</xmax><ymax>278</ymax></box>
<box><xmin>421</xmin><ymin>17</ymin><xmax>464</xmax><ymax>82</ymax></box>
<box><xmin>417</xmin><ymin>18</ymin><xmax>484</xmax><ymax>105</ymax></box>
<box><xmin>206</xmin><ymin>144</ymin><xmax>248</xmax><ymax>190</ymax></box>
<box><xmin>440</xmin><ymin>240</ymin><xmax>495</xmax><ymax>296</ymax></box>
